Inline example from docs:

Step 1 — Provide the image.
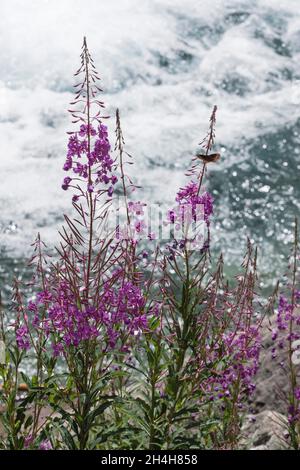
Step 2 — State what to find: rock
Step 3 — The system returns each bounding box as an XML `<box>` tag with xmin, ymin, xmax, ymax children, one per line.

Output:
<box><xmin>240</xmin><ymin>410</ymin><xmax>289</xmax><ymax>450</ymax></box>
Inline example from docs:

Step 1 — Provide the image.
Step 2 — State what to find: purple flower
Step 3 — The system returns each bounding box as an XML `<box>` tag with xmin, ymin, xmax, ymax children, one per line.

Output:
<box><xmin>271</xmin><ymin>330</ymin><xmax>277</xmax><ymax>341</ymax></box>
<box><xmin>23</xmin><ymin>278</ymin><xmax>158</xmax><ymax>356</ymax></box>
<box><xmin>24</xmin><ymin>434</ymin><xmax>33</xmax><ymax>448</ymax></box>
<box><xmin>36</xmin><ymin>290</ymin><xmax>52</xmax><ymax>305</ymax></box>
<box><xmin>39</xmin><ymin>440</ymin><xmax>52</xmax><ymax>450</ymax></box>
<box><xmin>16</xmin><ymin>325</ymin><xmax>30</xmax><ymax>350</ymax></box>
<box><xmin>63</xmin><ymin>156</ymin><xmax>73</xmax><ymax>171</ymax></box>
<box><xmin>63</xmin><ymin>109</ymin><xmax>117</xmax><ymax>197</ymax></box>
<box><xmin>62</xmin><ymin>176</ymin><xmax>72</xmax><ymax>191</ymax></box>
<box><xmin>52</xmin><ymin>342</ymin><xmax>64</xmax><ymax>357</ymax></box>
<box><xmin>79</xmin><ymin>124</ymin><xmax>96</xmax><ymax>137</ymax></box>
<box><xmin>28</xmin><ymin>300</ymin><xmax>38</xmax><ymax>312</ymax></box>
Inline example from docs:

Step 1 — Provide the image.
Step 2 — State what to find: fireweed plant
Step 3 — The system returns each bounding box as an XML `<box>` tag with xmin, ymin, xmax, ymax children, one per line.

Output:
<box><xmin>0</xmin><ymin>38</ymin><xmax>297</xmax><ymax>450</ymax></box>
<box><xmin>270</xmin><ymin>220</ymin><xmax>300</xmax><ymax>450</ymax></box>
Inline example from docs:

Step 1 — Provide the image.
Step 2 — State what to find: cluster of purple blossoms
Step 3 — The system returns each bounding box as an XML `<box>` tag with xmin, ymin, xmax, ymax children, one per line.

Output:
<box><xmin>128</xmin><ymin>201</ymin><xmax>146</xmax><ymax>217</ymax></box>
<box><xmin>165</xmin><ymin>181</ymin><xmax>213</xmax><ymax>254</ymax></box>
<box><xmin>39</xmin><ymin>440</ymin><xmax>52</xmax><ymax>451</ymax></box>
<box><xmin>62</xmin><ymin>123</ymin><xmax>118</xmax><ymax>197</ymax></box>
<box><xmin>271</xmin><ymin>292</ymin><xmax>300</xmax><ymax>424</ymax></box>
<box><xmin>17</xmin><ymin>280</ymin><xmax>158</xmax><ymax>356</ymax></box>
<box><xmin>223</xmin><ymin>326</ymin><xmax>260</xmax><ymax>394</ymax></box>
<box><xmin>203</xmin><ymin>325</ymin><xmax>260</xmax><ymax>404</ymax></box>
<box><xmin>128</xmin><ymin>201</ymin><xmax>148</xmax><ymax>237</ymax></box>
<box><xmin>116</xmin><ymin>201</ymin><xmax>156</xmax><ymax>241</ymax></box>
<box><xmin>24</xmin><ymin>435</ymin><xmax>52</xmax><ymax>450</ymax></box>
<box><xmin>290</xmin><ymin>393</ymin><xmax>300</xmax><ymax>426</ymax></box>
<box><xmin>271</xmin><ymin>293</ymin><xmax>300</xmax><ymax>360</ymax></box>
<box><xmin>175</xmin><ymin>181</ymin><xmax>214</xmax><ymax>226</ymax></box>
<box><xmin>166</xmin><ymin>181</ymin><xmax>213</xmax><ymax>229</ymax></box>
<box><xmin>16</xmin><ymin>324</ymin><xmax>30</xmax><ymax>351</ymax></box>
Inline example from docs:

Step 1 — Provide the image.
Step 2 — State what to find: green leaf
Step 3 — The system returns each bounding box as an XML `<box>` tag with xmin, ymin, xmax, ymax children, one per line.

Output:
<box><xmin>86</xmin><ymin>401</ymin><xmax>113</xmax><ymax>427</ymax></box>
<box><xmin>20</xmin><ymin>372</ymin><xmax>32</xmax><ymax>389</ymax></box>
<box><xmin>24</xmin><ymin>414</ymin><xmax>33</xmax><ymax>429</ymax></box>
<box><xmin>58</xmin><ymin>425</ymin><xmax>77</xmax><ymax>450</ymax></box>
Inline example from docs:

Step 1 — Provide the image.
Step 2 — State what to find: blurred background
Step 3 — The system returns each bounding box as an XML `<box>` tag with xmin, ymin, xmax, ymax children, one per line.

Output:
<box><xmin>1</xmin><ymin>0</ymin><xmax>300</xmax><ymax>297</ymax></box>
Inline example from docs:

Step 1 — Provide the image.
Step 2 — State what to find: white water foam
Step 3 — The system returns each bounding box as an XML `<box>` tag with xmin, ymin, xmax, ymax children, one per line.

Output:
<box><xmin>0</xmin><ymin>0</ymin><xmax>299</xmax><ymax>281</ymax></box>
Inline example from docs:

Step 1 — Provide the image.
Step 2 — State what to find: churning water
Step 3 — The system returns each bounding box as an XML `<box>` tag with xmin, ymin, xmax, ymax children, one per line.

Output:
<box><xmin>1</xmin><ymin>0</ymin><xmax>300</xmax><ymax>297</ymax></box>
